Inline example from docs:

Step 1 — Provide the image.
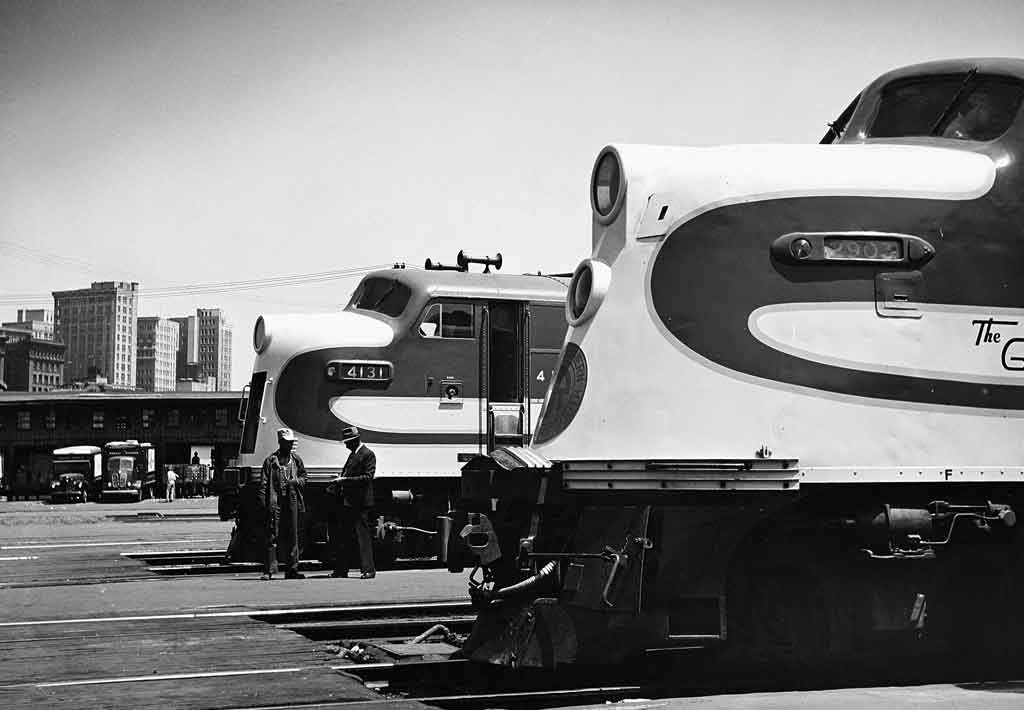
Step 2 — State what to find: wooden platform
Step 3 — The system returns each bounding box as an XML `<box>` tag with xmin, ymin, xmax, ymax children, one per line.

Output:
<box><xmin>0</xmin><ymin>614</ymin><xmax>394</xmax><ymax>709</ymax></box>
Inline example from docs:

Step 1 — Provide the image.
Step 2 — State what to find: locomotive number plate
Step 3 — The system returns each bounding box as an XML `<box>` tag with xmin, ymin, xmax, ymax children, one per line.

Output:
<box><xmin>823</xmin><ymin>237</ymin><xmax>902</xmax><ymax>262</ymax></box>
<box><xmin>326</xmin><ymin>361</ymin><xmax>393</xmax><ymax>382</ymax></box>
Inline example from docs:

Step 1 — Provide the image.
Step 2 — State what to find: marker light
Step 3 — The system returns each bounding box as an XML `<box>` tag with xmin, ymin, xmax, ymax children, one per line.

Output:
<box><xmin>591</xmin><ymin>147</ymin><xmax>625</xmax><ymax>224</ymax></box>
<box><xmin>566</xmin><ymin>258</ymin><xmax>612</xmax><ymax>326</ymax></box>
<box><xmin>253</xmin><ymin>316</ymin><xmax>270</xmax><ymax>354</ymax></box>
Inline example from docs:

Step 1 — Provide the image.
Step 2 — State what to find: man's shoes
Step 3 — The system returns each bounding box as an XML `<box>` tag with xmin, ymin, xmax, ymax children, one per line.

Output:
<box><xmin>284</xmin><ymin>571</ymin><xmax>306</xmax><ymax>580</ymax></box>
<box><xmin>359</xmin><ymin>572</ymin><xmax>376</xmax><ymax>579</ymax></box>
<box><xmin>260</xmin><ymin>573</ymin><xmax>273</xmax><ymax>581</ymax></box>
<box><xmin>330</xmin><ymin>571</ymin><xmax>348</xmax><ymax>578</ymax></box>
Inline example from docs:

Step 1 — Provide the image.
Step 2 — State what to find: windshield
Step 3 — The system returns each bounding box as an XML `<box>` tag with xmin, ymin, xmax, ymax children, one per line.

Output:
<box><xmin>347</xmin><ymin>277</ymin><xmax>412</xmax><ymax>318</ymax></box>
<box><xmin>53</xmin><ymin>461</ymin><xmax>89</xmax><ymax>476</ymax></box>
<box><xmin>868</xmin><ymin>73</ymin><xmax>1024</xmax><ymax>141</ymax></box>
<box><xmin>108</xmin><ymin>457</ymin><xmax>134</xmax><ymax>475</ymax></box>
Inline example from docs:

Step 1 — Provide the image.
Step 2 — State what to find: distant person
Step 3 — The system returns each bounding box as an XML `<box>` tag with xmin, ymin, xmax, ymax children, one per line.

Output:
<box><xmin>191</xmin><ymin>451</ymin><xmax>200</xmax><ymax>466</ymax></box>
<box><xmin>328</xmin><ymin>426</ymin><xmax>376</xmax><ymax>579</ymax></box>
<box><xmin>260</xmin><ymin>428</ymin><xmax>307</xmax><ymax>580</ymax></box>
<box><xmin>165</xmin><ymin>467</ymin><xmax>178</xmax><ymax>502</ymax></box>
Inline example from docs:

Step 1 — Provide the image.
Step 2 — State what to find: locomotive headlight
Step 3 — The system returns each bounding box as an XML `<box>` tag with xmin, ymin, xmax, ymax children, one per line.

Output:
<box><xmin>253</xmin><ymin>316</ymin><xmax>270</xmax><ymax>354</ymax></box>
<box><xmin>566</xmin><ymin>258</ymin><xmax>612</xmax><ymax>326</ymax></box>
<box><xmin>591</xmin><ymin>147</ymin><xmax>625</xmax><ymax>224</ymax></box>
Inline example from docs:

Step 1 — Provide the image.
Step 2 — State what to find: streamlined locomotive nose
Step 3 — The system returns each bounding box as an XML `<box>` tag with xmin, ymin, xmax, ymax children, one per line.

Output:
<box><xmin>253</xmin><ymin>311</ymin><xmax>395</xmax><ymax>357</ymax></box>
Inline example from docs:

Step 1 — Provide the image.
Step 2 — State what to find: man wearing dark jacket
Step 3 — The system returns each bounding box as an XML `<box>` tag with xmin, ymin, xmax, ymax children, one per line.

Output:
<box><xmin>260</xmin><ymin>428</ymin><xmax>307</xmax><ymax>580</ymax></box>
<box><xmin>329</xmin><ymin>426</ymin><xmax>376</xmax><ymax>579</ymax></box>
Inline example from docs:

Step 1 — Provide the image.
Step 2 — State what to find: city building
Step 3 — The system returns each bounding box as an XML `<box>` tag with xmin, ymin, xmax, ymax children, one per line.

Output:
<box><xmin>0</xmin><ymin>390</ymin><xmax>242</xmax><ymax>498</ymax></box>
<box><xmin>172</xmin><ymin>309</ymin><xmax>232</xmax><ymax>391</ymax></box>
<box><xmin>198</xmin><ymin>308</ymin><xmax>232</xmax><ymax>391</ymax></box>
<box><xmin>175</xmin><ymin>376</ymin><xmax>217</xmax><ymax>392</ymax></box>
<box><xmin>0</xmin><ymin>326</ymin><xmax>65</xmax><ymax>393</ymax></box>
<box><xmin>171</xmin><ymin>315</ymin><xmax>197</xmax><ymax>381</ymax></box>
<box><xmin>136</xmin><ymin>317</ymin><xmax>180</xmax><ymax>392</ymax></box>
<box><xmin>2</xmin><ymin>309</ymin><xmax>55</xmax><ymax>341</ymax></box>
<box><xmin>53</xmin><ymin>281</ymin><xmax>139</xmax><ymax>390</ymax></box>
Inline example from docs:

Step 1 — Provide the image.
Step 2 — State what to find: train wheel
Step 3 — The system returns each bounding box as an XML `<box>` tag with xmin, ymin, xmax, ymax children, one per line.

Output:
<box><xmin>725</xmin><ymin>561</ymin><xmax>832</xmax><ymax>673</ymax></box>
<box><xmin>374</xmin><ymin>538</ymin><xmax>397</xmax><ymax>570</ymax></box>
<box><xmin>932</xmin><ymin>543</ymin><xmax>1024</xmax><ymax>677</ymax></box>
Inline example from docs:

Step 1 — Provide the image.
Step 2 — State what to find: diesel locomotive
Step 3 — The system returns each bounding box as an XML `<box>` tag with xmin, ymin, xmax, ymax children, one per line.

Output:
<box><xmin>228</xmin><ymin>253</ymin><xmax>568</xmax><ymax>563</ymax></box>
<box><xmin>453</xmin><ymin>58</ymin><xmax>1024</xmax><ymax>672</ymax></box>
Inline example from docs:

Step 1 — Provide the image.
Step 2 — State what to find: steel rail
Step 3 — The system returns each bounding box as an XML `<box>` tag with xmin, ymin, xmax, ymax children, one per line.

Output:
<box><xmin>0</xmin><ymin>600</ymin><xmax>471</xmax><ymax>627</ymax></box>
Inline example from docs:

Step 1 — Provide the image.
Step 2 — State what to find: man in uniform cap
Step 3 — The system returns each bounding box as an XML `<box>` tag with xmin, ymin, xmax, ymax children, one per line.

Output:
<box><xmin>260</xmin><ymin>427</ymin><xmax>307</xmax><ymax>580</ymax></box>
<box><xmin>328</xmin><ymin>426</ymin><xmax>376</xmax><ymax>578</ymax></box>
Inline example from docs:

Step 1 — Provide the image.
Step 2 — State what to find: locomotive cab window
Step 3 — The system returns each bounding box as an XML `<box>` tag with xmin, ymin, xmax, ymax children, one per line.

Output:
<box><xmin>418</xmin><ymin>302</ymin><xmax>475</xmax><ymax>339</ymax></box>
<box><xmin>347</xmin><ymin>277</ymin><xmax>412</xmax><ymax>317</ymax></box>
<box><xmin>868</xmin><ymin>73</ymin><xmax>1024</xmax><ymax>141</ymax></box>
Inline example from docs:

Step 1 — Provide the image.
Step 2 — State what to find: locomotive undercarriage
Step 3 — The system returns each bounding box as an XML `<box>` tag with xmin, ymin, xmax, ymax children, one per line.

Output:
<box><xmin>220</xmin><ymin>473</ymin><xmax>459</xmax><ymax>567</ymax></box>
<box><xmin>453</xmin><ymin>467</ymin><xmax>1024</xmax><ymax>674</ymax></box>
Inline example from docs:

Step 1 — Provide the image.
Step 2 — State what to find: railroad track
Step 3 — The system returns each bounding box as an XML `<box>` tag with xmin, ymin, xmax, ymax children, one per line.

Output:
<box><xmin>254</xmin><ymin>600</ymin><xmax>476</xmax><ymax>642</ymax></box>
<box><xmin>122</xmin><ymin>549</ymin><xmax>445</xmax><ymax>576</ymax></box>
<box><xmin>5</xmin><ymin>598</ymin><xmax>1020</xmax><ymax>710</ymax></box>
<box><xmin>108</xmin><ymin>511</ymin><xmax>222</xmax><ymax>523</ymax></box>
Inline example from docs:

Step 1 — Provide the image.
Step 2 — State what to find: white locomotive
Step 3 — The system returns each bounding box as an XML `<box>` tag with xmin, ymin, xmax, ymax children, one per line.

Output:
<box><xmin>230</xmin><ymin>254</ymin><xmax>568</xmax><ymax>563</ymax></box>
<box><xmin>455</xmin><ymin>58</ymin><xmax>1024</xmax><ymax>673</ymax></box>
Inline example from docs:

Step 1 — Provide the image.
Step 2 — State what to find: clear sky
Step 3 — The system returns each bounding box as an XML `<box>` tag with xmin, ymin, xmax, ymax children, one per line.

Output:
<box><xmin>2</xmin><ymin>0</ymin><xmax>1023</xmax><ymax>388</ymax></box>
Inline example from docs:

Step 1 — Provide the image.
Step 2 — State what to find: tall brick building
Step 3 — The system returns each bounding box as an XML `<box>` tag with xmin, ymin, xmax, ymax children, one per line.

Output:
<box><xmin>53</xmin><ymin>282</ymin><xmax>139</xmax><ymax>389</ymax></box>
<box><xmin>0</xmin><ymin>327</ymin><xmax>65</xmax><ymax>393</ymax></box>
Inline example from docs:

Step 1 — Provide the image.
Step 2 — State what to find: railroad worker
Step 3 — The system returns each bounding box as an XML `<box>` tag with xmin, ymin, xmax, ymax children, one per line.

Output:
<box><xmin>165</xmin><ymin>466</ymin><xmax>177</xmax><ymax>503</ymax></box>
<box><xmin>328</xmin><ymin>426</ymin><xmax>376</xmax><ymax>579</ymax></box>
<box><xmin>260</xmin><ymin>427</ymin><xmax>307</xmax><ymax>580</ymax></box>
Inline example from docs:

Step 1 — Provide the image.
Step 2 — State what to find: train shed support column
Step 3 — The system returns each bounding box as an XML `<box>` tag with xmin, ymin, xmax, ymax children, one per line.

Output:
<box><xmin>0</xmin><ymin>444</ymin><xmax>11</xmax><ymax>500</ymax></box>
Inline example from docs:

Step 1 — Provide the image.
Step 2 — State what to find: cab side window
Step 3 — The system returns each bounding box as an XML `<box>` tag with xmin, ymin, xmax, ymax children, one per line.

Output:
<box><xmin>419</xmin><ymin>303</ymin><xmax>475</xmax><ymax>339</ymax></box>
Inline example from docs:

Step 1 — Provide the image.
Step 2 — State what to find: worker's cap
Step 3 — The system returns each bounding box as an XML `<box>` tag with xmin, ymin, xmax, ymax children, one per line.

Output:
<box><xmin>277</xmin><ymin>427</ymin><xmax>296</xmax><ymax>442</ymax></box>
<box><xmin>340</xmin><ymin>426</ymin><xmax>360</xmax><ymax>442</ymax></box>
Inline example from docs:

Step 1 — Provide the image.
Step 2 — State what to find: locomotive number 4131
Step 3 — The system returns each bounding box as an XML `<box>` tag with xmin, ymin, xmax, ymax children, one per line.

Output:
<box><xmin>326</xmin><ymin>361</ymin><xmax>393</xmax><ymax>382</ymax></box>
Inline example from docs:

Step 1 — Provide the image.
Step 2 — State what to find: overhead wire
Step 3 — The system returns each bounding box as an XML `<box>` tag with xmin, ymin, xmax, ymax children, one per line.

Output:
<box><xmin>1</xmin><ymin>234</ymin><xmax>426</xmax><ymax>308</ymax></box>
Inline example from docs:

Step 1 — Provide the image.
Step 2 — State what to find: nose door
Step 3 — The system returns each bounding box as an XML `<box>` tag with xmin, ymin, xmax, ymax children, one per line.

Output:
<box><xmin>481</xmin><ymin>301</ymin><xmax>525</xmax><ymax>450</ymax></box>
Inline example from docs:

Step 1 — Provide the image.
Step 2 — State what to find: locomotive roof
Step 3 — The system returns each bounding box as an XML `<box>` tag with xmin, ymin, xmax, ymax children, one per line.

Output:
<box><xmin>868</xmin><ymin>57</ymin><xmax>1024</xmax><ymax>85</ymax></box>
<box><xmin>836</xmin><ymin>56</ymin><xmax>1024</xmax><ymax>148</ymax></box>
<box><xmin>364</xmin><ymin>266</ymin><xmax>570</xmax><ymax>303</ymax></box>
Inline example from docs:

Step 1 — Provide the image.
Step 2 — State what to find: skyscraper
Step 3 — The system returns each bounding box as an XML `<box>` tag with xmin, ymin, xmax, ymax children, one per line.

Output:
<box><xmin>136</xmin><ymin>317</ymin><xmax>180</xmax><ymax>392</ymax></box>
<box><xmin>197</xmin><ymin>308</ymin><xmax>232</xmax><ymax>391</ymax></box>
<box><xmin>171</xmin><ymin>315</ymin><xmax>197</xmax><ymax>381</ymax></box>
<box><xmin>172</xmin><ymin>309</ymin><xmax>232</xmax><ymax>391</ymax></box>
<box><xmin>53</xmin><ymin>281</ymin><xmax>139</xmax><ymax>389</ymax></box>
